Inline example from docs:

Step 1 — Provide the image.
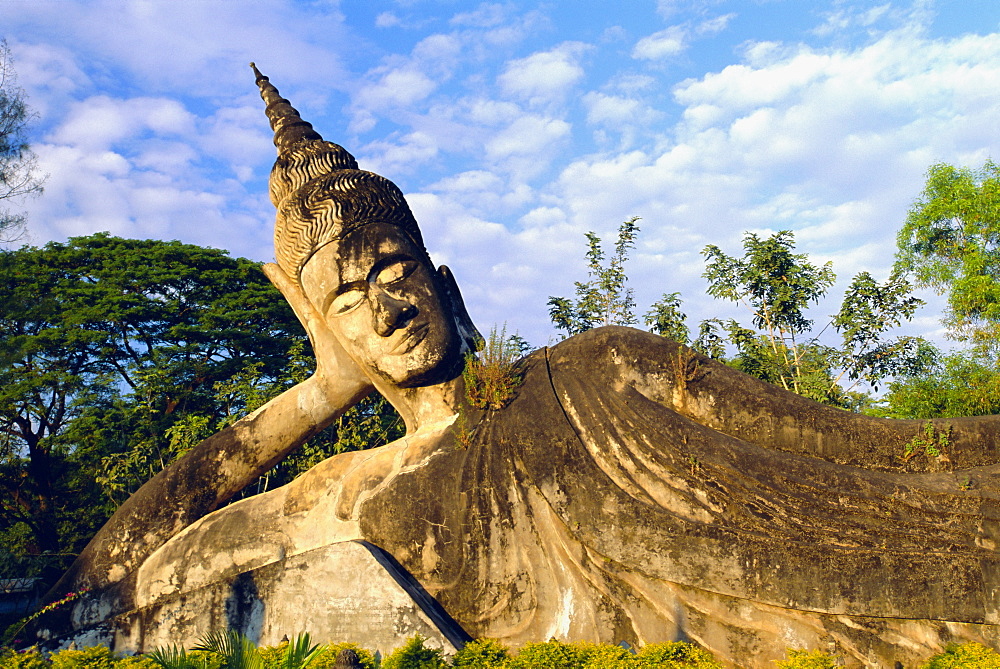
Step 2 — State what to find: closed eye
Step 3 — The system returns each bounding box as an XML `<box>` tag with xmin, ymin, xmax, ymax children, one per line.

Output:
<box><xmin>376</xmin><ymin>259</ymin><xmax>419</xmax><ymax>286</ymax></box>
<box><xmin>329</xmin><ymin>287</ymin><xmax>365</xmax><ymax>315</ymax></box>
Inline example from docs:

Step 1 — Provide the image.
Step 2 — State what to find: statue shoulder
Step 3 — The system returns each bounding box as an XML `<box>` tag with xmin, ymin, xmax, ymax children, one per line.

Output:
<box><xmin>547</xmin><ymin>325</ymin><xmax>686</xmax><ymax>370</ymax></box>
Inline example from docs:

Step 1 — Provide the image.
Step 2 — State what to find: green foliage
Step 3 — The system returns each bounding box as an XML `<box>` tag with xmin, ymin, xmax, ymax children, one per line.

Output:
<box><xmin>508</xmin><ymin>640</ymin><xmax>581</xmax><ymax>669</ymax></box>
<box><xmin>151</xmin><ymin>635</ymin><xmax>325</xmax><ymax>669</ymax></box>
<box><xmin>550</xmin><ymin>224</ymin><xmax>927</xmax><ymax>410</ymax></box>
<box><xmin>0</xmin><ymin>234</ymin><xmax>306</xmax><ymax>577</ymax></box>
<box><xmin>450</xmin><ymin>639</ymin><xmax>510</xmax><ymax>668</ymax></box>
<box><xmin>831</xmin><ymin>270</ymin><xmax>931</xmax><ymax>392</ymax></box>
<box><xmin>633</xmin><ymin>641</ymin><xmax>721</xmax><ymax>667</ymax></box>
<box><xmin>192</xmin><ymin>630</ymin><xmax>264</xmax><ymax>669</ymax></box>
<box><xmin>463</xmin><ymin>325</ymin><xmax>527</xmax><ymax>410</ymax></box>
<box><xmin>6</xmin><ymin>637</ymin><xmax>999</xmax><ymax>669</ymax></box>
<box><xmin>306</xmin><ymin>644</ymin><xmax>375</xmax><ymax>669</ymax></box>
<box><xmin>691</xmin><ymin>319</ymin><xmax>726</xmax><ymax>360</ymax></box>
<box><xmin>774</xmin><ymin>648</ymin><xmax>840</xmax><ymax>668</ymax></box>
<box><xmin>704</xmin><ymin>230</ymin><xmax>836</xmax><ymax>340</ymax></box>
<box><xmin>146</xmin><ymin>646</ymin><xmax>215</xmax><ymax>669</ymax></box>
<box><xmin>645</xmin><ymin>293</ymin><xmax>689</xmax><ymax>343</ymax></box>
<box><xmin>381</xmin><ymin>635</ymin><xmax>446</xmax><ymax>669</ymax></box>
<box><xmin>873</xmin><ymin>349</ymin><xmax>1000</xmax><ymax>419</ymax></box>
<box><xmin>273</xmin><ymin>635</ymin><xmax>322</xmax><ymax>669</ymax></box>
<box><xmin>921</xmin><ymin>642</ymin><xmax>1000</xmax><ymax>668</ymax></box>
<box><xmin>575</xmin><ymin>642</ymin><xmax>632</xmax><ymax>668</ymax></box>
<box><xmin>702</xmin><ymin>231</ymin><xmax>929</xmax><ymax>408</ymax></box>
<box><xmin>896</xmin><ymin>160</ymin><xmax>1000</xmax><ymax>354</ymax></box>
<box><xmin>0</xmin><ymin>38</ymin><xmax>44</xmax><ymax>241</ymax></box>
<box><xmin>903</xmin><ymin>421</ymin><xmax>950</xmax><ymax>460</ymax></box>
<box><xmin>50</xmin><ymin>646</ymin><xmax>154</xmax><ymax>669</ymax></box>
<box><xmin>0</xmin><ymin>647</ymin><xmax>49</xmax><ymax>669</ymax></box>
<box><xmin>548</xmin><ymin>217</ymin><xmax>640</xmax><ymax>337</ymax></box>
<box><xmin>2</xmin><ymin>589</ymin><xmax>89</xmax><ymax>646</ymax></box>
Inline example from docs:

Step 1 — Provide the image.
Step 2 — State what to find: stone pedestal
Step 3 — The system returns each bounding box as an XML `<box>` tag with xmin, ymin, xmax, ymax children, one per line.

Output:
<box><xmin>60</xmin><ymin>541</ymin><xmax>466</xmax><ymax>657</ymax></box>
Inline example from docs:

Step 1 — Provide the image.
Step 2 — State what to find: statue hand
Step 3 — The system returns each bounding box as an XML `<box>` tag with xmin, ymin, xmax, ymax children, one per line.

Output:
<box><xmin>262</xmin><ymin>262</ymin><xmax>371</xmax><ymax>403</ymax></box>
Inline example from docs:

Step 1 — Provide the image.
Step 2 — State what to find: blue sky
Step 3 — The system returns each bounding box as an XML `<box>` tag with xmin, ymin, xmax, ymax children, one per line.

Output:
<box><xmin>4</xmin><ymin>0</ymin><xmax>1000</xmax><ymax>348</ymax></box>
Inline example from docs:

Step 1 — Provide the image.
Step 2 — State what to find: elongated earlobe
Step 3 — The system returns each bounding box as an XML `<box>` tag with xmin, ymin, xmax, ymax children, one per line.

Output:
<box><xmin>438</xmin><ymin>265</ymin><xmax>482</xmax><ymax>354</ymax></box>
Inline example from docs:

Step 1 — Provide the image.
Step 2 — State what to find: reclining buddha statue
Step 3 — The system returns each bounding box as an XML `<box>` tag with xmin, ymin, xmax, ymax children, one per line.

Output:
<box><xmin>37</xmin><ymin>65</ymin><xmax>1000</xmax><ymax>668</ymax></box>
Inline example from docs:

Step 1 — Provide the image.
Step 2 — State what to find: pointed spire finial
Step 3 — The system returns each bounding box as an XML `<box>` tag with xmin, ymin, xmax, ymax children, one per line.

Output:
<box><xmin>250</xmin><ymin>62</ymin><xmax>323</xmax><ymax>153</ymax></box>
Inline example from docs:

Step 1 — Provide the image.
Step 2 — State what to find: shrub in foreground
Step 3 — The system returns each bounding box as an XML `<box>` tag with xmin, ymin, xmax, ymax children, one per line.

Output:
<box><xmin>0</xmin><ymin>647</ymin><xmax>50</xmax><ymax>669</ymax></box>
<box><xmin>775</xmin><ymin>648</ymin><xmax>840</xmax><ymax>668</ymax></box>
<box><xmin>634</xmin><ymin>641</ymin><xmax>721</xmax><ymax>667</ymax></box>
<box><xmin>381</xmin><ymin>636</ymin><xmax>446</xmax><ymax>669</ymax></box>
<box><xmin>308</xmin><ymin>644</ymin><xmax>376</xmax><ymax>669</ymax></box>
<box><xmin>450</xmin><ymin>639</ymin><xmax>510</xmax><ymax>668</ymax></box>
<box><xmin>922</xmin><ymin>642</ymin><xmax>1000</xmax><ymax>668</ymax></box>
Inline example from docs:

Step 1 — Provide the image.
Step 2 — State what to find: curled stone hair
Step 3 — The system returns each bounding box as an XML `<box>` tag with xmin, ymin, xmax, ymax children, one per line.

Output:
<box><xmin>252</xmin><ymin>63</ymin><xmax>427</xmax><ymax>281</ymax></box>
<box><xmin>275</xmin><ymin>169</ymin><xmax>426</xmax><ymax>279</ymax></box>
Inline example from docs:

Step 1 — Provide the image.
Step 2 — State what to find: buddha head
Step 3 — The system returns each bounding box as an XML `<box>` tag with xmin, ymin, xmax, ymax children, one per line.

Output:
<box><xmin>253</xmin><ymin>64</ymin><xmax>479</xmax><ymax>388</ymax></box>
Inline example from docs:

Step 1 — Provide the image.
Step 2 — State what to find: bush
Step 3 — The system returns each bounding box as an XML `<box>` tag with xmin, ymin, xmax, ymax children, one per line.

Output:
<box><xmin>52</xmin><ymin>647</ymin><xmax>154</xmax><ymax>669</ymax></box>
<box><xmin>576</xmin><ymin>641</ymin><xmax>634</xmax><ymax>668</ymax></box>
<box><xmin>922</xmin><ymin>642</ymin><xmax>1000</xmax><ymax>668</ymax></box>
<box><xmin>380</xmin><ymin>636</ymin><xmax>446</xmax><ymax>669</ymax></box>
<box><xmin>1</xmin><ymin>647</ymin><xmax>50</xmax><ymax>669</ymax></box>
<box><xmin>306</xmin><ymin>644</ymin><xmax>376</xmax><ymax>669</ymax></box>
<box><xmin>450</xmin><ymin>639</ymin><xmax>510</xmax><ymax>668</ymax></box>
<box><xmin>634</xmin><ymin>641</ymin><xmax>721</xmax><ymax>668</ymax></box>
<box><xmin>774</xmin><ymin>649</ymin><xmax>840</xmax><ymax>669</ymax></box>
<box><xmin>508</xmin><ymin>640</ymin><xmax>582</xmax><ymax>669</ymax></box>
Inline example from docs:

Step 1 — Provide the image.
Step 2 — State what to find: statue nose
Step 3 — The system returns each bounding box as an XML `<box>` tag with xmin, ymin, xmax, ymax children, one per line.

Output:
<box><xmin>372</xmin><ymin>290</ymin><xmax>417</xmax><ymax>336</ymax></box>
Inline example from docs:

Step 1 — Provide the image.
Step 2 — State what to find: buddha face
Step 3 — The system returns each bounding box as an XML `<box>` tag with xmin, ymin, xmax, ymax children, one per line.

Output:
<box><xmin>299</xmin><ymin>223</ymin><xmax>464</xmax><ymax>388</ymax></box>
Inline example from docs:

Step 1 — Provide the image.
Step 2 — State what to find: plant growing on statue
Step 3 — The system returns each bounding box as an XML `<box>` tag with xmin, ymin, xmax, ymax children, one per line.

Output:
<box><xmin>462</xmin><ymin>324</ymin><xmax>529</xmax><ymax>410</ymax></box>
<box><xmin>903</xmin><ymin>421</ymin><xmax>950</xmax><ymax>461</ymax></box>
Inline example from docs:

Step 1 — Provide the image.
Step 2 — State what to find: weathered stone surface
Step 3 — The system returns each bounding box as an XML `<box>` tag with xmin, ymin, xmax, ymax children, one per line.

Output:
<box><xmin>35</xmin><ymin>67</ymin><xmax>1000</xmax><ymax>668</ymax></box>
<box><xmin>51</xmin><ymin>542</ymin><xmax>463</xmax><ymax>657</ymax></box>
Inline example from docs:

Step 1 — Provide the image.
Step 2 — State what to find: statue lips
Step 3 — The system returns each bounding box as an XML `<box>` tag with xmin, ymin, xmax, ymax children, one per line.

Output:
<box><xmin>390</xmin><ymin>321</ymin><xmax>429</xmax><ymax>355</ymax></box>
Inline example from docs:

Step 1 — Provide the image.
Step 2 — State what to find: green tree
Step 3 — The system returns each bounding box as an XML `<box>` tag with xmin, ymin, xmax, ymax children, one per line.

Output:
<box><xmin>0</xmin><ymin>39</ymin><xmax>44</xmax><ymax>242</ymax></box>
<box><xmin>702</xmin><ymin>231</ymin><xmax>929</xmax><ymax>407</ymax></box>
<box><xmin>703</xmin><ymin>230</ymin><xmax>837</xmax><ymax>371</ymax></box>
<box><xmin>644</xmin><ymin>292</ymin><xmax>689</xmax><ymax>343</ymax></box>
<box><xmin>0</xmin><ymin>234</ymin><xmax>403</xmax><ymax>581</ymax></box>
<box><xmin>873</xmin><ymin>349</ymin><xmax>1000</xmax><ymax>419</ymax></box>
<box><xmin>896</xmin><ymin>160</ymin><xmax>1000</xmax><ymax>353</ymax></box>
<box><xmin>548</xmin><ymin>217</ymin><xmax>640</xmax><ymax>337</ymax></box>
<box><xmin>0</xmin><ymin>234</ymin><xmax>301</xmax><ymax>577</ymax></box>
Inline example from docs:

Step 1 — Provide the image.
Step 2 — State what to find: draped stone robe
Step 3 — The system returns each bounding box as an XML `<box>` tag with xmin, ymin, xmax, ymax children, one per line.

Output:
<box><xmin>67</xmin><ymin>327</ymin><xmax>1000</xmax><ymax>667</ymax></box>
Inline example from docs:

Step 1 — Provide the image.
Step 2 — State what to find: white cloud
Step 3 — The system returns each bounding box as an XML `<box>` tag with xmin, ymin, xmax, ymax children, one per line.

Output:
<box><xmin>485</xmin><ymin>115</ymin><xmax>571</xmax><ymax>160</ymax></box>
<box><xmin>9</xmin><ymin>0</ymin><xmax>1000</xmax><ymax>348</ymax></box>
<box><xmin>49</xmin><ymin>96</ymin><xmax>196</xmax><ymax>152</ymax></box>
<box><xmin>355</xmin><ymin>68</ymin><xmax>438</xmax><ymax>110</ymax></box>
<box><xmin>360</xmin><ymin>131</ymin><xmax>439</xmax><ymax>176</ymax></box>
<box><xmin>7</xmin><ymin>0</ymin><xmax>350</xmax><ymax>98</ymax></box>
<box><xmin>534</xmin><ymin>27</ymin><xmax>1000</xmax><ymax>340</ymax></box>
<box><xmin>632</xmin><ymin>26</ymin><xmax>688</xmax><ymax>60</ymax></box>
<box><xmin>583</xmin><ymin>92</ymin><xmax>662</xmax><ymax>127</ymax></box>
<box><xmin>498</xmin><ymin>42</ymin><xmax>589</xmax><ymax>106</ymax></box>
<box><xmin>375</xmin><ymin>12</ymin><xmax>401</xmax><ymax>28</ymax></box>
<box><xmin>697</xmin><ymin>13</ymin><xmax>735</xmax><ymax>35</ymax></box>
<box><xmin>449</xmin><ymin>3</ymin><xmax>508</xmax><ymax>28</ymax></box>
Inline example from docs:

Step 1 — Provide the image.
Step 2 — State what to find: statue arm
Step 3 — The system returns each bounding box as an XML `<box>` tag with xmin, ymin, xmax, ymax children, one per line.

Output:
<box><xmin>48</xmin><ymin>264</ymin><xmax>374</xmax><ymax>598</ymax></box>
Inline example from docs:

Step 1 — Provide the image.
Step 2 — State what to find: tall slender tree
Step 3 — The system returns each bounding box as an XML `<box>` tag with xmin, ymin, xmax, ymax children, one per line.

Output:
<box><xmin>548</xmin><ymin>217</ymin><xmax>640</xmax><ymax>337</ymax></box>
<box><xmin>0</xmin><ymin>39</ymin><xmax>44</xmax><ymax>241</ymax></box>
